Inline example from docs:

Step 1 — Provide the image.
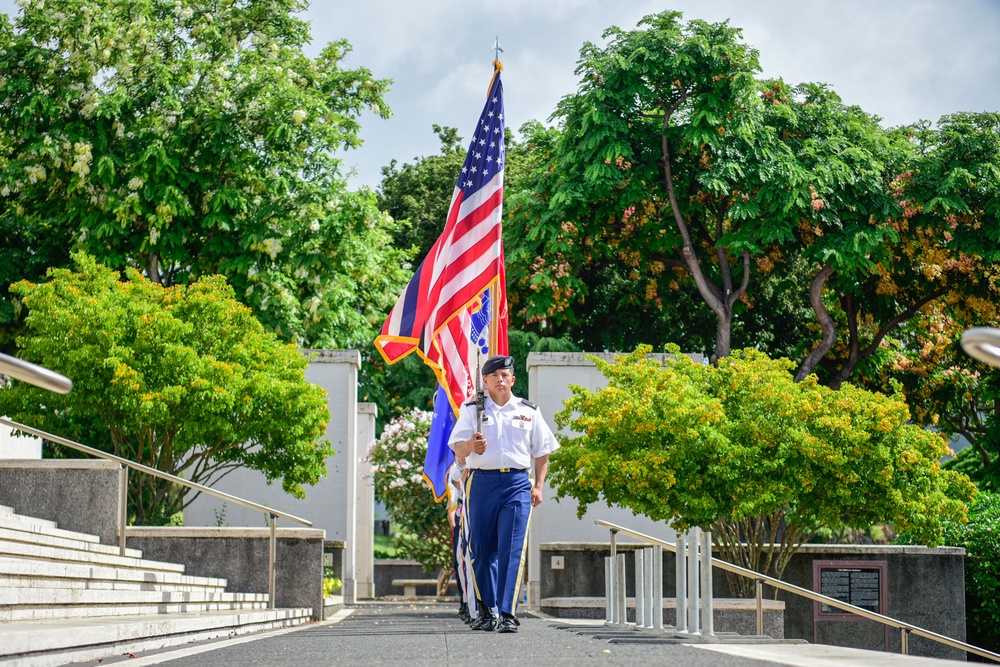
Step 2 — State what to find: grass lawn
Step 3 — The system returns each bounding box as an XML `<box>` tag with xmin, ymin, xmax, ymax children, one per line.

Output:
<box><xmin>374</xmin><ymin>533</ymin><xmax>398</xmax><ymax>558</ymax></box>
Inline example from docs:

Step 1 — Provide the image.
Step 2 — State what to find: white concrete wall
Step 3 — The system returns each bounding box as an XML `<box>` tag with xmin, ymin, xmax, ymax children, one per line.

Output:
<box><xmin>525</xmin><ymin>351</ymin><xmax>705</xmax><ymax>605</ymax></box>
<box><xmin>0</xmin><ymin>421</ymin><xmax>42</xmax><ymax>459</ymax></box>
<box><xmin>184</xmin><ymin>349</ymin><xmax>361</xmax><ymax>601</ymax></box>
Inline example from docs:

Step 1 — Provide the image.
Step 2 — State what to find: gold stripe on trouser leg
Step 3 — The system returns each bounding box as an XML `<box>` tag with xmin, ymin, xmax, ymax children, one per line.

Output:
<box><xmin>510</xmin><ymin>476</ymin><xmax>535</xmax><ymax>615</ymax></box>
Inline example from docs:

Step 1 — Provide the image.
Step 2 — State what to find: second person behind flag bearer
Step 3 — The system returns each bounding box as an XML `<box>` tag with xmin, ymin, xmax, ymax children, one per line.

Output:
<box><xmin>449</xmin><ymin>354</ymin><xmax>559</xmax><ymax>633</ymax></box>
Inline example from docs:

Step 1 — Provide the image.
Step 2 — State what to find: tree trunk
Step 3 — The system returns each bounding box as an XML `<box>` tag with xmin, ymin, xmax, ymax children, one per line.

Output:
<box><xmin>659</xmin><ymin>109</ymin><xmax>748</xmax><ymax>364</ymax></box>
<box><xmin>147</xmin><ymin>252</ymin><xmax>162</xmax><ymax>285</ymax></box>
<box><xmin>828</xmin><ymin>289</ymin><xmax>944</xmax><ymax>389</ymax></box>
<box><xmin>712</xmin><ymin>511</ymin><xmax>809</xmax><ymax>599</ymax></box>
<box><xmin>795</xmin><ymin>264</ymin><xmax>836</xmax><ymax>381</ymax></box>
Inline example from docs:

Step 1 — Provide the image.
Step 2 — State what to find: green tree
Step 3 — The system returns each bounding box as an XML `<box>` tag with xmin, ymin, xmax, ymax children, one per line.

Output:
<box><xmin>504</xmin><ymin>121</ymin><xmax>710</xmax><ymax>354</ymax></box>
<box><xmin>0</xmin><ymin>254</ymin><xmax>332</xmax><ymax>524</ymax></box>
<box><xmin>875</xmin><ymin>306</ymin><xmax>1000</xmax><ymax>491</ymax></box>
<box><xmin>360</xmin><ymin>352</ymin><xmax>436</xmax><ymax>429</ymax></box>
<box><xmin>896</xmin><ymin>492</ymin><xmax>1000</xmax><ymax>653</ymax></box>
<box><xmin>367</xmin><ymin>408</ymin><xmax>453</xmax><ymax>593</ymax></box>
<box><xmin>0</xmin><ymin>0</ymin><xmax>409</xmax><ymax>349</ymax></box>
<box><xmin>795</xmin><ymin>113</ymin><xmax>999</xmax><ymax>390</ymax></box>
<box><xmin>858</xmin><ymin>113</ymin><xmax>1000</xmax><ymax>486</ymax></box>
<box><xmin>378</xmin><ymin>125</ymin><xmax>466</xmax><ymax>267</ymax></box>
<box><xmin>507</xmin><ymin>12</ymin><xmax>820</xmax><ymax>363</ymax></box>
<box><xmin>748</xmin><ymin>81</ymin><xmax>914</xmax><ymax>385</ymax></box>
<box><xmin>941</xmin><ymin>493</ymin><xmax>1000</xmax><ymax>652</ymax></box>
<box><xmin>550</xmin><ymin>346</ymin><xmax>976</xmax><ymax>596</ymax></box>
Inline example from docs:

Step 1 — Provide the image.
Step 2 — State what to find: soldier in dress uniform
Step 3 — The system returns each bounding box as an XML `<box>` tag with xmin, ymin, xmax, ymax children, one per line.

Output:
<box><xmin>447</xmin><ymin>463</ymin><xmax>473</xmax><ymax>623</ymax></box>
<box><xmin>449</xmin><ymin>354</ymin><xmax>559</xmax><ymax>633</ymax></box>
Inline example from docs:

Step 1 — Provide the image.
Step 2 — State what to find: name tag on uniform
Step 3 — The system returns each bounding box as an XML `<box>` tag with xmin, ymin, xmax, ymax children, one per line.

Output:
<box><xmin>513</xmin><ymin>415</ymin><xmax>532</xmax><ymax>430</ymax></box>
<box><xmin>482</xmin><ymin>415</ymin><xmax>493</xmax><ymax>426</ymax></box>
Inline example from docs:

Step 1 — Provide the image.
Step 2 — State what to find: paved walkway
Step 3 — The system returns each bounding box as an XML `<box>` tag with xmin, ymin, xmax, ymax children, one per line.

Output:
<box><xmin>81</xmin><ymin>602</ymin><xmax>972</xmax><ymax>667</ymax></box>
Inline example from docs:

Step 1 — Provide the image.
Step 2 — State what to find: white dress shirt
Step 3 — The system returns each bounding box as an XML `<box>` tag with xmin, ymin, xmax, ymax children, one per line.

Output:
<box><xmin>448</xmin><ymin>394</ymin><xmax>559</xmax><ymax>470</ymax></box>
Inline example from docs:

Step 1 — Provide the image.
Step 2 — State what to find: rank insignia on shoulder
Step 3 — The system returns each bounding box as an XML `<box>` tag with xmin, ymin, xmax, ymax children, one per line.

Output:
<box><xmin>520</xmin><ymin>400</ymin><xmax>537</xmax><ymax>410</ymax></box>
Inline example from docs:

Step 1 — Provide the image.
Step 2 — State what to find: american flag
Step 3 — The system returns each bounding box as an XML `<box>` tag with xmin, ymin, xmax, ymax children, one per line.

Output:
<box><xmin>374</xmin><ymin>66</ymin><xmax>508</xmax><ymax>415</ymax></box>
<box><xmin>422</xmin><ymin>287</ymin><xmax>497</xmax><ymax>500</ymax></box>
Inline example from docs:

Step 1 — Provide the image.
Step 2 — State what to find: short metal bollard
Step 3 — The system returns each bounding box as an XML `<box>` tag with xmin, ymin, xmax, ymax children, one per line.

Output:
<box><xmin>635</xmin><ymin>546</ymin><xmax>646</xmax><ymax>628</ymax></box>
<box><xmin>615</xmin><ymin>553</ymin><xmax>627</xmax><ymax>628</ymax></box>
<box><xmin>675</xmin><ymin>527</ymin><xmax>715</xmax><ymax>638</ymax></box>
<box><xmin>700</xmin><ymin>529</ymin><xmax>714</xmax><ymax>637</ymax></box>
<box><xmin>675</xmin><ymin>533</ymin><xmax>687</xmax><ymax>633</ymax></box>
<box><xmin>605</xmin><ymin>553</ymin><xmax>629</xmax><ymax>628</ymax></box>
<box><xmin>634</xmin><ymin>546</ymin><xmax>661</xmax><ymax>630</ymax></box>
<box><xmin>687</xmin><ymin>526</ymin><xmax>700</xmax><ymax>635</ymax></box>
<box><xmin>652</xmin><ymin>545</ymin><xmax>663</xmax><ymax>630</ymax></box>
<box><xmin>605</xmin><ymin>556</ymin><xmax>614</xmax><ymax>625</ymax></box>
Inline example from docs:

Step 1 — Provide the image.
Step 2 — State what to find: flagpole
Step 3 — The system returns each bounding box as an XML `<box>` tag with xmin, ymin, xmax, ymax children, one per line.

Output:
<box><xmin>489</xmin><ymin>37</ymin><xmax>504</xmax><ymax>95</ymax></box>
<box><xmin>489</xmin><ymin>285</ymin><xmax>500</xmax><ymax>357</ymax></box>
<box><xmin>487</xmin><ymin>38</ymin><xmax>503</xmax><ymax>358</ymax></box>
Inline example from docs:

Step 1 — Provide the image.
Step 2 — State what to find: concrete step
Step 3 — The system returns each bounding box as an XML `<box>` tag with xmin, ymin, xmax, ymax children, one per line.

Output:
<box><xmin>0</xmin><ymin>555</ymin><xmax>228</xmax><ymax>591</ymax></box>
<box><xmin>0</xmin><ymin>588</ymin><xmax>271</xmax><ymax>622</ymax></box>
<box><xmin>0</xmin><ymin>507</ymin><xmax>319</xmax><ymax>666</ymax></box>
<box><xmin>0</xmin><ymin>584</ymin><xmax>265</xmax><ymax>605</ymax></box>
<box><xmin>0</xmin><ymin>509</ymin><xmax>102</xmax><ymax>545</ymax></box>
<box><xmin>0</xmin><ymin>607</ymin><xmax>313</xmax><ymax>667</ymax></box>
<box><xmin>0</xmin><ymin>535</ymin><xmax>186</xmax><ymax>574</ymax></box>
<box><xmin>0</xmin><ymin>505</ymin><xmax>58</xmax><ymax>531</ymax></box>
<box><xmin>0</xmin><ymin>526</ymin><xmax>142</xmax><ymax>558</ymax></box>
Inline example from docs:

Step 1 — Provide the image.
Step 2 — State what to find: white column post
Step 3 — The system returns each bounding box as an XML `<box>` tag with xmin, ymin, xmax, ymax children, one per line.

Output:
<box><xmin>652</xmin><ymin>545</ymin><xmax>663</xmax><ymax>630</ymax></box>
<box><xmin>686</xmin><ymin>526</ymin><xmax>700</xmax><ymax>635</ymax></box>
<box><xmin>635</xmin><ymin>547</ymin><xmax>646</xmax><ymax>628</ymax></box>
<box><xmin>616</xmin><ymin>553</ymin><xmax>628</xmax><ymax>629</ymax></box>
<box><xmin>354</xmin><ymin>403</ymin><xmax>377</xmax><ymax>599</ymax></box>
<box><xmin>700</xmin><ymin>529</ymin><xmax>714</xmax><ymax>637</ymax></box>
<box><xmin>675</xmin><ymin>532</ymin><xmax>687</xmax><ymax>633</ymax></box>
<box><xmin>605</xmin><ymin>556</ymin><xmax>614</xmax><ymax>625</ymax></box>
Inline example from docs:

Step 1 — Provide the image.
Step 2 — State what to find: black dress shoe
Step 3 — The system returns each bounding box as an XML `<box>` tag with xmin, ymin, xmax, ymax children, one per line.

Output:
<box><xmin>470</xmin><ymin>602</ymin><xmax>497</xmax><ymax>631</ymax></box>
<box><xmin>497</xmin><ymin>613</ymin><xmax>520</xmax><ymax>633</ymax></box>
<box><xmin>478</xmin><ymin>613</ymin><xmax>499</xmax><ymax>631</ymax></box>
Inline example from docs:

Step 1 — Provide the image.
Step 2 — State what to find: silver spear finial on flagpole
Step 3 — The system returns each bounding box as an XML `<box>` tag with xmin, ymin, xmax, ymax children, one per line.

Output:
<box><xmin>492</xmin><ymin>36</ymin><xmax>503</xmax><ymax>61</ymax></box>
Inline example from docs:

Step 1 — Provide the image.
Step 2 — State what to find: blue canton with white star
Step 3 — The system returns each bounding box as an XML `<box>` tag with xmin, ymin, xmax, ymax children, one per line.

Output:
<box><xmin>458</xmin><ymin>76</ymin><xmax>505</xmax><ymax>197</ymax></box>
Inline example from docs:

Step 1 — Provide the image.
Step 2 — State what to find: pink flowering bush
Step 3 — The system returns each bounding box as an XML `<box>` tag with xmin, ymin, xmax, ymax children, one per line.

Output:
<box><xmin>367</xmin><ymin>408</ymin><xmax>453</xmax><ymax>594</ymax></box>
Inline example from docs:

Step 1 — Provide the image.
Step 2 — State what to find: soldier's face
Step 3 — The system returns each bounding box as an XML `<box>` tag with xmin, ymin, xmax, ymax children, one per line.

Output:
<box><xmin>485</xmin><ymin>370</ymin><xmax>515</xmax><ymax>399</ymax></box>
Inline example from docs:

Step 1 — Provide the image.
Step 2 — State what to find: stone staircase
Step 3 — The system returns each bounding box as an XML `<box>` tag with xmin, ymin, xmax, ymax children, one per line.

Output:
<box><xmin>0</xmin><ymin>504</ymin><xmax>314</xmax><ymax>667</ymax></box>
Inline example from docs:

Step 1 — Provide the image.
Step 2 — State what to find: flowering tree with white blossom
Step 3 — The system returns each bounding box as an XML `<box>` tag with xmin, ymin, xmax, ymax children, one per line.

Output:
<box><xmin>0</xmin><ymin>0</ymin><xmax>411</xmax><ymax>349</ymax></box>
<box><xmin>368</xmin><ymin>408</ymin><xmax>454</xmax><ymax>595</ymax></box>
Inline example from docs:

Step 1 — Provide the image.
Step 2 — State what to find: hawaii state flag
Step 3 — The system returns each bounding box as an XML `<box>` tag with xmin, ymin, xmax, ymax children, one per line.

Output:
<box><xmin>374</xmin><ymin>64</ymin><xmax>509</xmax><ymax>500</ymax></box>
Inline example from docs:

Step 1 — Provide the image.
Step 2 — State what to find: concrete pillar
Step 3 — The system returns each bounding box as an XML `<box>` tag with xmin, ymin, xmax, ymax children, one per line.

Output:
<box><xmin>355</xmin><ymin>402</ymin><xmax>377</xmax><ymax>599</ymax></box>
<box><xmin>182</xmin><ymin>349</ymin><xmax>361</xmax><ymax>604</ymax></box>
<box><xmin>0</xmin><ymin>421</ymin><xmax>42</xmax><ymax>459</ymax></box>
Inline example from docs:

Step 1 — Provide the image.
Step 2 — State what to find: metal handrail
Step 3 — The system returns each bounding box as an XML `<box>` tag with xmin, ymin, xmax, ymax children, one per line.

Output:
<box><xmin>0</xmin><ymin>352</ymin><xmax>73</xmax><ymax>394</ymax></box>
<box><xmin>596</xmin><ymin>519</ymin><xmax>1000</xmax><ymax>663</ymax></box>
<box><xmin>1</xmin><ymin>416</ymin><xmax>313</xmax><ymax>608</ymax></box>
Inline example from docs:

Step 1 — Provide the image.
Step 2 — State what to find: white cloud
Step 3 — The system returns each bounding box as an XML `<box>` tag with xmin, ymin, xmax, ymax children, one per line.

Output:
<box><xmin>2</xmin><ymin>0</ymin><xmax>998</xmax><ymax>187</ymax></box>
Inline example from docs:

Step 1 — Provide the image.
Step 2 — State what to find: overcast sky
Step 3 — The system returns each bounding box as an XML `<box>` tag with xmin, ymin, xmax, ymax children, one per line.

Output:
<box><xmin>3</xmin><ymin>1</ymin><xmax>1000</xmax><ymax>190</ymax></box>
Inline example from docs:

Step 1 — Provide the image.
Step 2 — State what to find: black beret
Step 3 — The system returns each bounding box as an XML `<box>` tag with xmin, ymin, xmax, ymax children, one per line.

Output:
<box><xmin>482</xmin><ymin>355</ymin><xmax>514</xmax><ymax>375</ymax></box>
